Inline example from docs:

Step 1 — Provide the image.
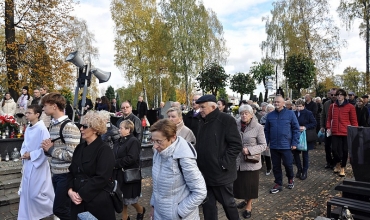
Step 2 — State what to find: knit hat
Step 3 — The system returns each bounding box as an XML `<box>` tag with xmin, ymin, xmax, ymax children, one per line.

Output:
<box><xmin>22</xmin><ymin>86</ymin><xmax>29</xmax><ymax>91</ymax></box>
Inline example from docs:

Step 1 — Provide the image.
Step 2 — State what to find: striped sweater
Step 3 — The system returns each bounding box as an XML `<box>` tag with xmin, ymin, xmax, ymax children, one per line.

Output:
<box><xmin>47</xmin><ymin>118</ymin><xmax>80</xmax><ymax>174</ymax></box>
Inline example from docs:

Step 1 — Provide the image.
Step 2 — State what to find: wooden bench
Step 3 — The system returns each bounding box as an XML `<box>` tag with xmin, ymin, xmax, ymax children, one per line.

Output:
<box><xmin>327</xmin><ymin>179</ymin><xmax>370</xmax><ymax>220</ymax></box>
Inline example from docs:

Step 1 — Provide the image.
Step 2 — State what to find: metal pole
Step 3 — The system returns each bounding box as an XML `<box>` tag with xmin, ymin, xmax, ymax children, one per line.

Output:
<box><xmin>79</xmin><ymin>63</ymin><xmax>90</xmax><ymax>123</ymax></box>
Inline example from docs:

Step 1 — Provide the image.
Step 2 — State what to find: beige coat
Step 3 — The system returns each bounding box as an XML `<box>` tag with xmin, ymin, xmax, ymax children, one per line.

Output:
<box><xmin>176</xmin><ymin>121</ymin><xmax>196</xmax><ymax>145</ymax></box>
<box><xmin>0</xmin><ymin>98</ymin><xmax>16</xmax><ymax>116</ymax></box>
<box><xmin>236</xmin><ymin>117</ymin><xmax>267</xmax><ymax>171</ymax></box>
<box><xmin>40</xmin><ymin>93</ymin><xmax>51</xmax><ymax>128</ymax></box>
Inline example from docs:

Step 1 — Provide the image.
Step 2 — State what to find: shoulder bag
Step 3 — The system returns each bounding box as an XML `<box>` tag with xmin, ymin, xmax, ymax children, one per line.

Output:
<box><xmin>121</xmin><ymin>141</ymin><xmax>142</xmax><ymax>184</ymax></box>
<box><xmin>306</xmin><ymin>129</ymin><xmax>318</xmax><ymax>143</ymax></box>
<box><xmin>240</xmin><ymin>131</ymin><xmax>260</xmax><ymax>163</ymax></box>
<box><xmin>244</xmin><ymin>154</ymin><xmax>260</xmax><ymax>163</ymax></box>
<box><xmin>104</xmin><ymin>180</ymin><xmax>124</xmax><ymax>213</ymax></box>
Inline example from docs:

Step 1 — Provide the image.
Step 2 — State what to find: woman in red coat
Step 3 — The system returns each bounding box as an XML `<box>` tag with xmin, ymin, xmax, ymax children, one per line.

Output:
<box><xmin>326</xmin><ymin>89</ymin><xmax>358</xmax><ymax>177</ymax></box>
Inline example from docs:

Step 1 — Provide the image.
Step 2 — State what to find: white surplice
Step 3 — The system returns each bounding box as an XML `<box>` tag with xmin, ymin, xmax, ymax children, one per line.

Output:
<box><xmin>18</xmin><ymin>120</ymin><xmax>55</xmax><ymax>220</ymax></box>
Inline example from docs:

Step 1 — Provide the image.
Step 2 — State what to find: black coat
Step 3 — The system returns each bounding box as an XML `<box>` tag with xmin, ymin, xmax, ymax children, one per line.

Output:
<box><xmin>136</xmin><ymin>101</ymin><xmax>148</xmax><ymax>119</ymax></box>
<box><xmin>356</xmin><ymin>106</ymin><xmax>369</xmax><ymax>127</ymax></box>
<box><xmin>112</xmin><ymin>134</ymin><xmax>142</xmax><ymax>199</ymax></box>
<box><xmin>184</xmin><ymin>110</ymin><xmax>200</xmax><ymax>137</ymax></box>
<box><xmin>196</xmin><ymin>108</ymin><xmax>242</xmax><ymax>186</ymax></box>
<box><xmin>116</xmin><ymin>113</ymin><xmax>143</xmax><ymax>141</ymax></box>
<box><xmin>67</xmin><ymin>136</ymin><xmax>115</xmax><ymax>220</ymax></box>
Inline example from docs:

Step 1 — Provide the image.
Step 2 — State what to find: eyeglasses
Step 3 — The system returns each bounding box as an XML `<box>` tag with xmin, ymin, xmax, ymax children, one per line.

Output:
<box><xmin>349</xmin><ymin>94</ymin><xmax>354</xmax><ymax>96</ymax></box>
<box><xmin>121</xmin><ymin>106</ymin><xmax>130</xmax><ymax>109</ymax></box>
<box><xmin>149</xmin><ymin>138</ymin><xmax>167</xmax><ymax>145</ymax></box>
<box><xmin>81</xmin><ymin>124</ymin><xmax>89</xmax><ymax>129</ymax></box>
<box><xmin>330</xmin><ymin>94</ymin><xmax>336</xmax><ymax>96</ymax></box>
<box><xmin>25</xmin><ymin>112</ymin><xmax>34</xmax><ymax>115</ymax></box>
<box><xmin>336</xmin><ymin>94</ymin><xmax>344</xmax><ymax>96</ymax></box>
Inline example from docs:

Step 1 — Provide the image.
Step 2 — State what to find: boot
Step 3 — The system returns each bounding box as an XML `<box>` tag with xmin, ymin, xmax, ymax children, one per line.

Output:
<box><xmin>333</xmin><ymin>163</ymin><xmax>341</xmax><ymax>173</ymax></box>
<box><xmin>300</xmin><ymin>171</ymin><xmax>307</xmax><ymax>180</ymax></box>
<box><xmin>339</xmin><ymin>167</ymin><xmax>345</xmax><ymax>177</ymax></box>
<box><xmin>295</xmin><ymin>168</ymin><xmax>302</xmax><ymax>178</ymax></box>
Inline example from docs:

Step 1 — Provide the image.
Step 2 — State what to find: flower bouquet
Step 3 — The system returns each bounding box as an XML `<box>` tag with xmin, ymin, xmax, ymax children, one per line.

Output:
<box><xmin>0</xmin><ymin>115</ymin><xmax>19</xmax><ymax>132</ymax></box>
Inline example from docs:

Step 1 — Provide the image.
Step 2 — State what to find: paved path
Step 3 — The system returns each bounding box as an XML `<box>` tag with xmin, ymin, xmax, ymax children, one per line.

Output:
<box><xmin>122</xmin><ymin>144</ymin><xmax>353</xmax><ymax>220</ymax></box>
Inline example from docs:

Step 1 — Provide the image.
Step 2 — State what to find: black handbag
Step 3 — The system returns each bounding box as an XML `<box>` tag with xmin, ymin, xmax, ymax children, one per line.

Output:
<box><xmin>122</xmin><ymin>168</ymin><xmax>142</xmax><ymax>183</ymax></box>
<box><xmin>104</xmin><ymin>180</ymin><xmax>123</xmax><ymax>213</ymax></box>
<box><xmin>244</xmin><ymin>154</ymin><xmax>261</xmax><ymax>163</ymax></box>
<box><xmin>306</xmin><ymin>129</ymin><xmax>318</xmax><ymax>143</ymax></box>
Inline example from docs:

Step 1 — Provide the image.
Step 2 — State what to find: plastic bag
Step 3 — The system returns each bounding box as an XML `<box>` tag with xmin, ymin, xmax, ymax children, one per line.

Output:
<box><xmin>297</xmin><ymin>130</ymin><xmax>307</xmax><ymax>151</ymax></box>
<box><xmin>317</xmin><ymin>130</ymin><xmax>325</xmax><ymax>142</ymax></box>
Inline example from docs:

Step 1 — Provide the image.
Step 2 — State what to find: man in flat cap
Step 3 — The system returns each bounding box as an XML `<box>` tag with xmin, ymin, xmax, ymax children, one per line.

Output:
<box><xmin>195</xmin><ymin>94</ymin><xmax>242</xmax><ymax>220</ymax></box>
<box><xmin>348</xmin><ymin>92</ymin><xmax>356</xmax><ymax>106</ymax></box>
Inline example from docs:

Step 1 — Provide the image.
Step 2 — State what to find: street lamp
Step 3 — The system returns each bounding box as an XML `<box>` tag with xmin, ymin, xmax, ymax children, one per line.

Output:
<box><xmin>66</xmin><ymin>51</ymin><xmax>111</xmax><ymax>122</ymax></box>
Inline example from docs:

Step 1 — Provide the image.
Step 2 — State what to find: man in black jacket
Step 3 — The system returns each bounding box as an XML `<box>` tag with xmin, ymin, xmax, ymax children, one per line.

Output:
<box><xmin>136</xmin><ymin>96</ymin><xmax>148</xmax><ymax>120</ymax></box>
<box><xmin>116</xmin><ymin>101</ymin><xmax>142</xmax><ymax>141</ymax></box>
<box><xmin>184</xmin><ymin>94</ymin><xmax>201</xmax><ymax>136</ymax></box>
<box><xmin>195</xmin><ymin>94</ymin><xmax>242</xmax><ymax>220</ymax></box>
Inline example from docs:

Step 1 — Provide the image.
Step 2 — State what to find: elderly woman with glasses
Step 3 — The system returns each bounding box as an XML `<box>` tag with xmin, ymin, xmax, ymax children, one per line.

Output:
<box><xmin>149</xmin><ymin>119</ymin><xmax>206</xmax><ymax>220</ymax></box>
<box><xmin>113</xmin><ymin>119</ymin><xmax>145</xmax><ymax>220</ymax></box>
<box><xmin>234</xmin><ymin>105</ymin><xmax>267</xmax><ymax>219</ymax></box>
<box><xmin>67</xmin><ymin>111</ymin><xmax>116</xmax><ymax>220</ymax></box>
<box><xmin>327</xmin><ymin>89</ymin><xmax>358</xmax><ymax>177</ymax></box>
<box><xmin>166</xmin><ymin>107</ymin><xmax>196</xmax><ymax>145</ymax></box>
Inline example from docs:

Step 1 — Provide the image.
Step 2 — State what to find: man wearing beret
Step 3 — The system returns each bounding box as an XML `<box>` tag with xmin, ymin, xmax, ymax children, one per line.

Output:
<box><xmin>195</xmin><ymin>94</ymin><xmax>242</xmax><ymax>220</ymax></box>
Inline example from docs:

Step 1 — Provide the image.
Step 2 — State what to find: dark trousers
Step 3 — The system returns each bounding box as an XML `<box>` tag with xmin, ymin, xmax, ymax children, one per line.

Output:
<box><xmin>262</xmin><ymin>155</ymin><xmax>272</xmax><ymax>170</ymax></box>
<box><xmin>52</xmin><ymin>173</ymin><xmax>71</xmax><ymax>220</ymax></box>
<box><xmin>331</xmin><ymin>135</ymin><xmax>349</xmax><ymax>167</ymax></box>
<box><xmin>324</xmin><ymin>134</ymin><xmax>334</xmax><ymax>165</ymax></box>
<box><xmin>292</xmin><ymin>150</ymin><xmax>309</xmax><ymax>172</ymax></box>
<box><xmin>202</xmin><ymin>183</ymin><xmax>240</xmax><ymax>220</ymax></box>
<box><xmin>270</xmin><ymin>149</ymin><xmax>294</xmax><ymax>186</ymax></box>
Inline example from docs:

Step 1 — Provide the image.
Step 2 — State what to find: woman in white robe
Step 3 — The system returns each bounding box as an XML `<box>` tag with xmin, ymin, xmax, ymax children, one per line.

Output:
<box><xmin>18</xmin><ymin>104</ymin><xmax>54</xmax><ymax>220</ymax></box>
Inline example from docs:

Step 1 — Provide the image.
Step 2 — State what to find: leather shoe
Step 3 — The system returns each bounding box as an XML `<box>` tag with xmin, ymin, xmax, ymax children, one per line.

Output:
<box><xmin>300</xmin><ymin>171</ymin><xmax>307</xmax><ymax>180</ymax></box>
<box><xmin>136</xmin><ymin>207</ymin><xmax>145</xmax><ymax>220</ymax></box>
<box><xmin>295</xmin><ymin>169</ymin><xmax>302</xmax><ymax>178</ymax></box>
<box><xmin>237</xmin><ymin>201</ymin><xmax>246</xmax><ymax>209</ymax></box>
<box><xmin>242</xmin><ymin>210</ymin><xmax>252</xmax><ymax>219</ymax></box>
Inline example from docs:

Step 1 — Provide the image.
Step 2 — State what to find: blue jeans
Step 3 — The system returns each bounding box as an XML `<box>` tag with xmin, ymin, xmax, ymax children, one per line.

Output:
<box><xmin>52</xmin><ymin>173</ymin><xmax>71</xmax><ymax>220</ymax></box>
<box><xmin>292</xmin><ymin>150</ymin><xmax>309</xmax><ymax>172</ymax></box>
<box><xmin>270</xmin><ymin>149</ymin><xmax>294</xmax><ymax>186</ymax></box>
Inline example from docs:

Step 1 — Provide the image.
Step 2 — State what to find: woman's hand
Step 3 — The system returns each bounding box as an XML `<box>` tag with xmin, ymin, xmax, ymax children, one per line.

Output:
<box><xmin>299</xmin><ymin>126</ymin><xmax>306</xmax><ymax>132</ymax></box>
<box><xmin>68</xmin><ymin>189</ymin><xmax>82</xmax><ymax>205</ymax></box>
<box><xmin>242</xmin><ymin>147</ymin><xmax>249</xmax><ymax>155</ymax></box>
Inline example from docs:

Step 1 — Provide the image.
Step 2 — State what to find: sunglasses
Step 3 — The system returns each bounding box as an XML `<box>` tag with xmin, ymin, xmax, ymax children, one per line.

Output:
<box><xmin>81</xmin><ymin>124</ymin><xmax>89</xmax><ymax>129</ymax></box>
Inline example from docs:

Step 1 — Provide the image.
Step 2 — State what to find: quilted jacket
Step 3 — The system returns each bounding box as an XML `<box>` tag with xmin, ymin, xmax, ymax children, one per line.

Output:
<box><xmin>150</xmin><ymin>136</ymin><xmax>206</xmax><ymax>220</ymax></box>
<box><xmin>326</xmin><ymin>99</ymin><xmax>358</xmax><ymax>136</ymax></box>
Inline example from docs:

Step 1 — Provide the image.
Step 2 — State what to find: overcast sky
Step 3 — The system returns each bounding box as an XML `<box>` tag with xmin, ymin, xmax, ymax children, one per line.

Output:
<box><xmin>74</xmin><ymin>0</ymin><xmax>365</xmax><ymax>97</ymax></box>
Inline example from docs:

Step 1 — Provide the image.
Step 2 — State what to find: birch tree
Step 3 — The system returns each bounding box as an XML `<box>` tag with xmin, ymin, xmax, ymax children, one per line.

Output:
<box><xmin>261</xmin><ymin>0</ymin><xmax>344</xmax><ymax>91</ymax></box>
<box><xmin>337</xmin><ymin>0</ymin><xmax>370</xmax><ymax>91</ymax></box>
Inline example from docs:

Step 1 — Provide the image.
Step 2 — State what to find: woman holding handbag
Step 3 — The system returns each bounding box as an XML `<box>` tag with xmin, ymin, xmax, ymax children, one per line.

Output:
<box><xmin>234</xmin><ymin>105</ymin><xmax>267</xmax><ymax>219</ymax></box>
<box><xmin>293</xmin><ymin>99</ymin><xmax>317</xmax><ymax>180</ymax></box>
<box><xmin>113</xmin><ymin>120</ymin><xmax>145</xmax><ymax>220</ymax></box>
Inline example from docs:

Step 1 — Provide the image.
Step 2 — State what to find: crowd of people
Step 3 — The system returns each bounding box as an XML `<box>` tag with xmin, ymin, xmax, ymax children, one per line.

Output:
<box><xmin>0</xmin><ymin>86</ymin><xmax>365</xmax><ymax>220</ymax></box>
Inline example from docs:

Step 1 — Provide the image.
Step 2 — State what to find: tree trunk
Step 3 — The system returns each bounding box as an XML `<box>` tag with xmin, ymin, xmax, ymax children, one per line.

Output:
<box><xmin>5</xmin><ymin>0</ymin><xmax>19</xmax><ymax>101</ymax></box>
